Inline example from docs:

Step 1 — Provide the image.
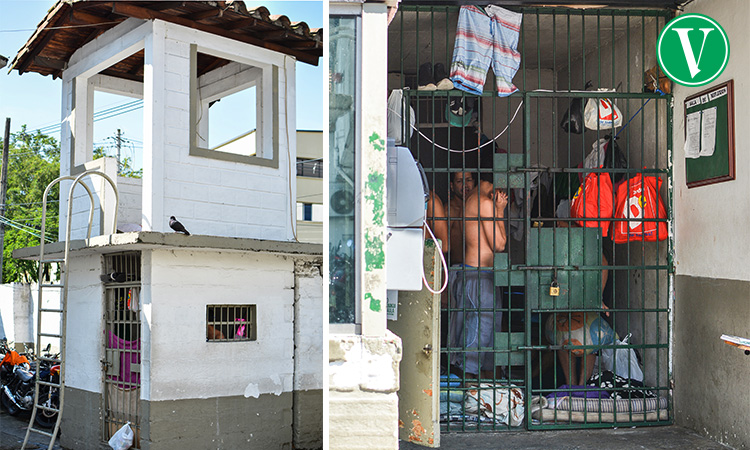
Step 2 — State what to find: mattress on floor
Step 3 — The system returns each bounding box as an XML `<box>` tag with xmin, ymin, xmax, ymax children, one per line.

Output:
<box><xmin>532</xmin><ymin>396</ymin><xmax>669</xmax><ymax>423</ymax></box>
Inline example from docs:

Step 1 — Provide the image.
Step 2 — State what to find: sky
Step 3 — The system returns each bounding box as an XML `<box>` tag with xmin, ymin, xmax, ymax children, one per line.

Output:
<box><xmin>0</xmin><ymin>0</ymin><xmax>324</xmax><ymax>170</ymax></box>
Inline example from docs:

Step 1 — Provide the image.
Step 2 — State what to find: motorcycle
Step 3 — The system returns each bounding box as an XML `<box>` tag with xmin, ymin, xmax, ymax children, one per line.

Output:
<box><xmin>1</xmin><ymin>344</ymin><xmax>60</xmax><ymax>429</ymax></box>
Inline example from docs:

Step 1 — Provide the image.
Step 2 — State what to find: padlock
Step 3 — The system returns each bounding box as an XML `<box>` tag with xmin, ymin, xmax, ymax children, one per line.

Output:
<box><xmin>549</xmin><ymin>280</ymin><xmax>560</xmax><ymax>297</ymax></box>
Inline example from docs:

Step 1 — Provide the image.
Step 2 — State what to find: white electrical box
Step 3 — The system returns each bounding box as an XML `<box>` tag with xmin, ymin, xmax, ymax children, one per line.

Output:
<box><xmin>386</xmin><ymin>139</ymin><xmax>428</xmax><ymax>291</ymax></box>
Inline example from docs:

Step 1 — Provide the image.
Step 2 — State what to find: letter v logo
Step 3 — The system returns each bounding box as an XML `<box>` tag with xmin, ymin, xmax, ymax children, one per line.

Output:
<box><xmin>658</xmin><ymin>14</ymin><xmax>729</xmax><ymax>87</ymax></box>
<box><xmin>673</xmin><ymin>28</ymin><xmax>713</xmax><ymax>78</ymax></box>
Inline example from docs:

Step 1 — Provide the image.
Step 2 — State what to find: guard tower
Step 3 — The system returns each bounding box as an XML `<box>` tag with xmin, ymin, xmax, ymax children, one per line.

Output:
<box><xmin>10</xmin><ymin>2</ymin><xmax>323</xmax><ymax>449</ymax></box>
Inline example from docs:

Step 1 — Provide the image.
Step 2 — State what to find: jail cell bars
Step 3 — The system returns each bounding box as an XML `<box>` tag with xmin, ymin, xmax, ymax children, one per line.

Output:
<box><xmin>389</xmin><ymin>5</ymin><xmax>673</xmax><ymax>431</ymax></box>
<box><xmin>102</xmin><ymin>252</ymin><xmax>142</xmax><ymax>447</ymax></box>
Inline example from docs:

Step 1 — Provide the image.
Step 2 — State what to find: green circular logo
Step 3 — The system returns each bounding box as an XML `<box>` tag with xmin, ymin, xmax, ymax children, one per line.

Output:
<box><xmin>657</xmin><ymin>14</ymin><xmax>729</xmax><ymax>87</ymax></box>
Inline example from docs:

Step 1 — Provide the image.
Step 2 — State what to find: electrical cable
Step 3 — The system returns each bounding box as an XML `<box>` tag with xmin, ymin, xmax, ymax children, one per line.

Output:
<box><xmin>387</xmin><ymin>98</ymin><xmax>524</xmax><ymax>153</ymax></box>
<box><xmin>284</xmin><ymin>55</ymin><xmax>299</xmax><ymax>242</ymax></box>
<box><xmin>421</xmin><ymin>219</ymin><xmax>449</xmax><ymax>294</ymax></box>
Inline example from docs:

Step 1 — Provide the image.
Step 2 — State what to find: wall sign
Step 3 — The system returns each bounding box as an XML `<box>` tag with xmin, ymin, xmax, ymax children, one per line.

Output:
<box><xmin>684</xmin><ymin>80</ymin><xmax>735</xmax><ymax>188</ymax></box>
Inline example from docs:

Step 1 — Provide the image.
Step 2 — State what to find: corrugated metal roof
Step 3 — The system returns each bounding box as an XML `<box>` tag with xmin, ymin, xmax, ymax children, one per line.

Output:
<box><xmin>10</xmin><ymin>0</ymin><xmax>323</xmax><ymax>80</ymax></box>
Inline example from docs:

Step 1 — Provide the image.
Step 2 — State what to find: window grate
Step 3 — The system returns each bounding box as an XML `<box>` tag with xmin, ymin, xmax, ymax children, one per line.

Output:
<box><xmin>206</xmin><ymin>305</ymin><xmax>257</xmax><ymax>342</ymax></box>
<box><xmin>102</xmin><ymin>251</ymin><xmax>142</xmax><ymax>448</ymax></box>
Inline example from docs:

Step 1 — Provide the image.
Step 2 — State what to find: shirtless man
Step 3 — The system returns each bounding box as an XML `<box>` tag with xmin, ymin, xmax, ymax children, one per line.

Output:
<box><xmin>449</xmin><ymin>179</ymin><xmax>508</xmax><ymax>379</ymax></box>
<box><xmin>448</xmin><ymin>172</ymin><xmax>476</xmax><ymax>264</ymax></box>
<box><xmin>426</xmin><ymin>191</ymin><xmax>449</xmax><ymax>254</ymax></box>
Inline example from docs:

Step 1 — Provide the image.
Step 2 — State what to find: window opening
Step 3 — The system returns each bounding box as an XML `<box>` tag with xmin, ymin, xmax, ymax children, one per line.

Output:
<box><xmin>189</xmin><ymin>46</ymin><xmax>278</xmax><ymax>167</ymax></box>
<box><xmin>207</xmin><ymin>86</ymin><xmax>258</xmax><ymax>155</ymax></box>
<box><xmin>297</xmin><ymin>157</ymin><xmax>323</xmax><ymax>178</ymax></box>
<box><xmin>93</xmin><ymin>91</ymin><xmax>144</xmax><ymax>177</ymax></box>
<box><xmin>206</xmin><ymin>305</ymin><xmax>257</xmax><ymax>342</ymax></box>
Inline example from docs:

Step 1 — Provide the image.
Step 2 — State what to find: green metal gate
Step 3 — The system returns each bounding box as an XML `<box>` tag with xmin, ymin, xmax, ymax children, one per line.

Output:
<box><xmin>390</xmin><ymin>4</ymin><xmax>673</xmax><ymax>432</ymax></box>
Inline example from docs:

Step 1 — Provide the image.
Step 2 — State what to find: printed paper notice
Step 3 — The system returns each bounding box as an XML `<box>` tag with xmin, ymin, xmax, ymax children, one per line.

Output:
<box><xmin>684</xmin><ymin>111</ymin><xmax>701</xmax><ymax>159</ymax></box>
<box><xmin>700</xmin><ymin>106</ymin><xmax>717</xmax><ymax>157</ymax></box>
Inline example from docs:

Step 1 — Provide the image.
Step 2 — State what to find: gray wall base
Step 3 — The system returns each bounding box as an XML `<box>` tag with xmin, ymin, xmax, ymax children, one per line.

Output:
<box><xmin>293</xmin><ymin>389</ymin><xmax>323</xmax><ymax>449</ymax></box>
<box><xmin>674</xmin><ymin>275</ymin><xmax>750</xmax><ymax>450</ymax></box>
<box><xmin>60</xmin><ymin>387</ymin><xmax>313</xmax><ymax>450</ymax></box>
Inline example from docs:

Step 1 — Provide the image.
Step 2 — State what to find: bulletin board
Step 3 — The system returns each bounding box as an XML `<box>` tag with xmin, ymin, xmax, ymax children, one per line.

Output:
<box><xmin>684</xmin><ymin>80</ymin><xmax>735</xmax><ymax>188</ymax></box>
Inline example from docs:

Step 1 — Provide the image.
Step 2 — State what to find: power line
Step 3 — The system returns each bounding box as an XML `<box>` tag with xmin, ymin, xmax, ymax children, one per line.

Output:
<box><xmin>0</xmin><ymin>214</ymin><xmax>55</xmax><ymax>242</ymax></box>
<box><xmin>33</xmin><ymin>99</ymin><xmax>144</xmax><ymax>135</ymax></box>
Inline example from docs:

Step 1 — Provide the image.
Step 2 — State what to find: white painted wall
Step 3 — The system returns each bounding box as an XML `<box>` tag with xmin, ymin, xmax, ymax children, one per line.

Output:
<box><xmin>144</xmin><ymin>248</ymin><xmax>296</xmax><ymax>401</ymax></box>
<box><xmin>0</xmin><ymin>284</ymin><xmax>32</xmax><ymax>344</ymax></box>
<box><xmin>68</xmin><ymin>157</ymin><xmax>119</xmax><ymax>240</ymax></box>
<box><xmin>672</xmin><ymin>1</ymin><xmax>750</xmax><ymax>282</ymax></box>
<box><xmin>64</xmin><ymin>254</ymin><xmax>105</xmax><ymax>393</ymax></box>
<box><xmin>293</xmin><ymin>261</ymin><xmax>324</xmax><ymax>392</ymax></box>
<box><xmin>0</xmin><ymin>283</ymin><xmax>61</xmax><ymax>352</ymax></box>
<box><xmin>146</xmin><ymin>21</ymin><xmax>296</xmax><ymax>241</ymax></box>
<box><xmin>117</xmin><ymin>175</ymin><xmax>143</xmax><ymax>230</ymax></box>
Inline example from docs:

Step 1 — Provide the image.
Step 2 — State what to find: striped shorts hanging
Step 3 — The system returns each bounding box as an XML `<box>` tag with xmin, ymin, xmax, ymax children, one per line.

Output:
<box><xmin>450</xmin><ymin>5</ymin><xmax>523</xmax><ymax>97</ymax></box>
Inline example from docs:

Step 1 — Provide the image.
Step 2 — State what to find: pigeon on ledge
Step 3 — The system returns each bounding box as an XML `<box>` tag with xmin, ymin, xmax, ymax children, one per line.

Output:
<box><xmin>169</xmin><ymin>216</ymin><xmax>190</xmax><ymax>235</ymax></box>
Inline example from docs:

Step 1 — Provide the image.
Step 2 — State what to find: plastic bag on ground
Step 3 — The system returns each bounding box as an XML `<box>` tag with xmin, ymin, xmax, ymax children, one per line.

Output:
<box><xmin>108</xmin><ymin>422</ymin><xmax>134</xmax><ymax>450</ymax></box>
<box><xmin>600</xmin><ymin>334</ymin><xmax>644</xmax><ymax>382</ymax></box>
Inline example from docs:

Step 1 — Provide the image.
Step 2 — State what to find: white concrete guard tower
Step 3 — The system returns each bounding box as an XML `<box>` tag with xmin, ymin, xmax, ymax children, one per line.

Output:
<box><xmin>11</xmin><ymin>2</ymin><xmax>323</xmax><ymax>449</ymax></box>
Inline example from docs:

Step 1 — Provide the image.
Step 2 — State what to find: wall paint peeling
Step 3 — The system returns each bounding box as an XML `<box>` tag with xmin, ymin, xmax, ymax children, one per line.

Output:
<box><xmin>366</xmin><ymin>172</ymin><xmax>385</xmax><ymax>226</ymax></box>
<box><xmin>369</xmin><ymin>132</ymin><xmax>385</xmax><ymax>152</ymax></box>
<box><xmin>366</xmin><ymin>292</ymin><xmax>381</xmax><ymax>312</ymax></box>
<box><xmin>365</xmin><ymin>234</ymin><xmax>385</xmax><ymax>270</ymax></box>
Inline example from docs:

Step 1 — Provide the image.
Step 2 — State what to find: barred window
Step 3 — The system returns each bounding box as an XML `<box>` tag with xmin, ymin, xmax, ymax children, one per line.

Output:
<box><xmin>297</xmin><ymin>158</ymin><xmax>323</xmax><ymax>178</ymax></box>
<box><xmin>206</xmin><ymin>305</ymin><xmax>257</xmax><ymax>342</ymax></box>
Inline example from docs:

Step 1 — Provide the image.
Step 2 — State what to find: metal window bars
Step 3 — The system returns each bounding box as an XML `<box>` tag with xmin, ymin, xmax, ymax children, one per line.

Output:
<box><xmin>389</xmin><ymin>5</ymin><xmax>672</xmax><ymax>431</ymax></box>
<box><xmin>206</xmin><ymin>305</ymin><xmax>257</xmax><ymax>342</ymax></box>
<box><xmin>102</xmin><ymin>252</ymin><xmax>141</xmax><ymax>449</ymax></box>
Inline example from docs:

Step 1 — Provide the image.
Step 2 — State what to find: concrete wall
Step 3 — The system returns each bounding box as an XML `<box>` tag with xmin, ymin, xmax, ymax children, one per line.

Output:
<box><xmin>117</xmin><ymin>175</ymin><xmax>143</xmax><ymax>230</ymax></box>
<box><xmin>144</xmin><ymin>248</ymin><xmax>295</xmax><ymax>400</ymax></box>
<box><xmin>60</xmin><ymin>244</ymin><xmax>321</xmax><ymax>450</ymax></box>
<box><xmin>0</xmin><ymin>283</ymin><xmax>32</xmax><ymax>345</ymax></box>
<box><xmin>671</xmin><ymin>2</ymin><xmax>750</xmax><ymax>448</ymax></box>
<box><xmin>329</xmin><ymin>332</ymin><xmax>403</xmax><ymax>450</ymax></box>
<box><xmin>65</xmin><ymin>253</ymin><xmax>105</xmax><ymax>393</ymax></box>
<box><xmin>293</xmin><ymin>260</ymin><xmax>324</xmax><ymax>449</ymax></box>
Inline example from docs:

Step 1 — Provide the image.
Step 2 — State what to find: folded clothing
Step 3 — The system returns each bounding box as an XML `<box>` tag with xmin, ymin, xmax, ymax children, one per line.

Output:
<box><xmin>546</xmin><ymin>385</ymin><xmax>610</xmax><ymax>402</ymax></box>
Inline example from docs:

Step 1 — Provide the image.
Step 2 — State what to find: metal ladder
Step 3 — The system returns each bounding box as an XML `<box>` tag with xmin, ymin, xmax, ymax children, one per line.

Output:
<box><xmin>23</xmin><ymin>170</ymin><xmax>119</xmax><ymax>450</ymax></box>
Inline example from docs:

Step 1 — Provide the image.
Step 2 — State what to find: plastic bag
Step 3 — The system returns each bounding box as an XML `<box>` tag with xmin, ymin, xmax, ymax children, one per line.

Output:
<box><xmin>612</xmin><ymin>174</ymin><xmax>668</xmax><ymax>243</ymax></box>
<box><xmin>560</xmin><ymin>97</ymin><xmax>584</xmax><ymax>134</ymax></box>
<box><xmin>581</xmin><ymin>135</ymin><xmax>628</xmax><ymax>186</ymax></box>
<box><xmin>387</xmin><ymin>89</ymin><xmax>415</xmax><ymax>145</ymax></box>
<box><xmin>108</xmin><ymin>422</ymin><xmax>134</xmax><ymax>450</ymax></box>
<box><xmin>464</xmin><ymin>383</ymin><xmax>524</xmax><ymax>426</ymax></box>
<box><xmin>584</xmin><ymin>90</ymin><xmax>622</xmax><ymax>130</ymax></box>
<box><xmin>600</xmin><ymin>334</ymin><xmax>644</xmax><ymax>382</ymax></box>
<box><xmin>570</xmin><ymin>169</ymin><xmax>613</xmax><ymax>237</ymax></box>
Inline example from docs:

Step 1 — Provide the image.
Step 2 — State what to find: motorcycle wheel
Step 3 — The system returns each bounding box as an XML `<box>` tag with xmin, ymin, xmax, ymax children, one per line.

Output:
<box><xmin>34</xmin><ymin>394</ymin><xmax>59</xmax><ymax>429</ymax></box>
<box><xmin>1</xmin><ymin>389</ymin><xmax>20</xmax><ymax>416</ymax></box>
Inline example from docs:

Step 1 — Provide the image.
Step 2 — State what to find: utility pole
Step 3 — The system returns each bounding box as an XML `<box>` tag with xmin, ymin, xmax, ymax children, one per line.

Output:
<box><xmin>0</xmin><ymin>118</ymin><xmax>10</xmax><ymax>281</ymax></box>
<box><xmin>116</xmin><ymin>128</ymin><xmax>122</xmax><ymax>175</ymax></box>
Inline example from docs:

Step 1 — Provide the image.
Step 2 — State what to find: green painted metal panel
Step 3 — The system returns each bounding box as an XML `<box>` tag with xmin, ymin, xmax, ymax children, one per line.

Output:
<box><xmin>526</xmin><ymin>228</ymin><xmax>601</xmax><ymax>310</ymax></box>
<box><xmin>494</xmin><ymin>153</ymin><xmax>525</xmax><ymax>189</ymax></box>
<box><xmin>494</xmin><ymin>253</ymin><xmax>524</xmax><ymax>286</ymax></box>
<box><xmin>494</xmin><ymin>332</ymin><xmax>525</xmax><ymax>366</ymax></box>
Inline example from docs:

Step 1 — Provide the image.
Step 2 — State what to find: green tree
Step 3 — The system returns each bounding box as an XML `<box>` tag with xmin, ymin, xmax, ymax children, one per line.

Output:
<box><xmin>0</xmin><ymin>126</ymin><xmax>60</xmax><ymax>283</ymax></box>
